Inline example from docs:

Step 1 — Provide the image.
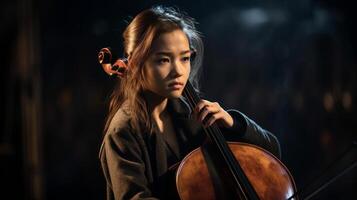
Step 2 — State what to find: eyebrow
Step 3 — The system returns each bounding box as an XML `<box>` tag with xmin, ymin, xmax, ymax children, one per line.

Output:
<box><xmin>155</xmin><ymin>50</ymin><xmax>191</xmax><ymax>56</ymax></box>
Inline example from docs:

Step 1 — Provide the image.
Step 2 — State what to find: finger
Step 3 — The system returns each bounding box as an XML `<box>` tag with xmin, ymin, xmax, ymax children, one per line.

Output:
<box><xmin>198</xmin><ymin>106</ymin><xmax>210</xmax><ymax>122</ymax></box>
<box><xmin>193</xmin><ymin>100</ymin><xmax>208</xmax><ymax>120</ymax></box>
<box><xmin>195</xmin><ymin>100</ymin><xmax>210</xmax><ymax>114</ymax></box>
<box><xmin>199</xmin><ymin>105</ymin><xmax>220</xmax><ymax>122</ymax></box>
<box><xmin>205</xmin><ymin>112</ymin><xmax>223</xmax><ymax>127</ymax></box>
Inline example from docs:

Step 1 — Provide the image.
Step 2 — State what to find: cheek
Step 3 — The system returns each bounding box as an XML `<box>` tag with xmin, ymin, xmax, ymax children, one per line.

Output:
<box><xmin>185</xmin><ymin>65</ymin><xmax>191</xmax><ymax>80</ymax></box>
<box><xmin>149</xmin><ymin>67</ymin><xmax>168</xmax><ymax>87</ymax></box>
<box><xmin>143</xmin><ymin>65</ymin><xmax>168</xmax><ymax>90</ymax></box>
<box><xmin>153</xmin><ymin>67</ymin><xmax>170</xmax><ymax>80</ymax></box>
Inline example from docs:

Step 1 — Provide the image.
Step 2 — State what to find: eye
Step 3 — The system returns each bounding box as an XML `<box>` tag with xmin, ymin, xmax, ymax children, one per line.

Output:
<box><xmin>182</xmin><ymin>56</ymin><xmax>191</xmax><ymax>62</ymax></box>
<box><xmin>157</xmin><ymin>58</ymin><xmax>170</xmax><ymax>64</ymax></box>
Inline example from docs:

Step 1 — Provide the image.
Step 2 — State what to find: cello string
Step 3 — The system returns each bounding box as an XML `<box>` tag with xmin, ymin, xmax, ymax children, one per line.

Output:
<box><xmin>185</xmin><ymin>82</ymin><xmax>245</xmax><ymax>179</ymax></box>
<box><xmin>186</xmin><ymin>83</ymin><xmax>260</xmax><ymax>199</ymax></box>
<box><xmin>182</xmin><ymin>86</ymin><xmax>241</xmax><ymax>183</ymax></box>
<box><xmin>186</xmin><ymin>85</ymin><xmax>256</xmax><ymax>200</ymax></box>
<box><xmin>183</xmin><ymin>83</ymin><xmax>250</xmax><ymax>199</ymax></box>
<box><xmin>184</xmin><ymin>83</ymin><xmax>236</xmax><ymax>167</ymax></box>
<box><xmin>185</xmin><ymin>82</ymin><xmax>233</xmax><ymax>155</ymax></box>
<box><xmin>184</xmin><ymin>83</ymin><xmax>246</xmax><ymax>182</ymax></box>
<box><xmin>183</xmin><ymin>86</ymin><xmax>248</xmax><ymax>199</ymax></box>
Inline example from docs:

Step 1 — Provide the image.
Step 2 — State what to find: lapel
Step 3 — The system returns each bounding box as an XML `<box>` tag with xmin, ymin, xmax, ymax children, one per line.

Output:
<box><xmin>148</xmin><ymin>97</ymin><xmax>206</xmax><ymax>177</ymax></box>
<box><xmin>167</xmin><ymin>97</ymin><xmax>205</xmax><ymax>156</ymax></box>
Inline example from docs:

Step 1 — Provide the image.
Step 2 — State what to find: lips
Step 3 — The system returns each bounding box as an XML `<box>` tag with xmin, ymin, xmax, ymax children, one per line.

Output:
<box><xmin>168</xmin><ymin>81</ymin><xmax>184</xmax><ymax>89</ymax></box>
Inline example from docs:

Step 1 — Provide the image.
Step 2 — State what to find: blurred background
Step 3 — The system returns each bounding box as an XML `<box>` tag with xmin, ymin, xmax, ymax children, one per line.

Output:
<box><xmin>1</xmin><ymin>0</ymin><xmax>356</xmax><ymax>199</ymax></box>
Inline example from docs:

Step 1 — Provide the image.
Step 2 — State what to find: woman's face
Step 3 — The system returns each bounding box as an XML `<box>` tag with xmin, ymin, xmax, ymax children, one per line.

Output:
<box><xmin>143</xmin><ymin>29</ymin><xmax>191</xmax><ymax>99</ymax></box>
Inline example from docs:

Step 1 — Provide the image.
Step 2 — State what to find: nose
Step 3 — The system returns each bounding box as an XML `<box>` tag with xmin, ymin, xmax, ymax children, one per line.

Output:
<box><xmin>171</xmin><ymin>60</ymin><xmax>184</xmax><ymax>77</ymax></box>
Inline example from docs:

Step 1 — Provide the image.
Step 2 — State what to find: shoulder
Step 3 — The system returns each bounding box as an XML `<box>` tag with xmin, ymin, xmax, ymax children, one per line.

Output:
<box><xmin>107</xmin><ymin>103</ymin><xmax>132</xmax><ymax>136</ymax></box>
<box><xmin>99</xmin><ymin>104</ymin><xmax>143</xmax><ymax>159</ymax></box>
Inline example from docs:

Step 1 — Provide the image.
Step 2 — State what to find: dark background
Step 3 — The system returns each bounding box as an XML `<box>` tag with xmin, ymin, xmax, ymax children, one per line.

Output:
<box><xmin>1</xmin><ymin>0</ymin><xmax>356</xmax><ymax>199</ymax></box>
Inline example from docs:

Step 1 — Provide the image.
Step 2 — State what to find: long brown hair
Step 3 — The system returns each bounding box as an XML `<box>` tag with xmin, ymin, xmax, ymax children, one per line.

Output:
<box><xmin>104</xmin><ymin>6</ymin><xmax>203</xmax><ymax>134</ymax></box>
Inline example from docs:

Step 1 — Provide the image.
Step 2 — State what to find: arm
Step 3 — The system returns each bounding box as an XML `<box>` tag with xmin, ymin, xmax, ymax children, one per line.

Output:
<box><xmin>193</xmin><ymin>99</ymin><xmax>281</xmax><ymax>159</ymax></box>
<box><xmin>100</xmin><ymin>128</ymin><xmax>158</xmax><ymax>200</ymax></box>
<box><xmin>223</xmin><ymin>109</ymin><xmax>281</xmax><ymax>159</ymax></box>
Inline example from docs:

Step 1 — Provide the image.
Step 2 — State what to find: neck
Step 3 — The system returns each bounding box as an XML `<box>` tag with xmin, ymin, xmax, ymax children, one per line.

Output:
<box><xmin>143</xmin><ymin>90</ymin><xmax>168</xmax><ymax>122</ymax></box>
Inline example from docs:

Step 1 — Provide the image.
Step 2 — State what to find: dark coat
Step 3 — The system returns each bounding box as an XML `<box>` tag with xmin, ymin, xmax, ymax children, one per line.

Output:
<box><xmin>99</xmin><ymin>98</ymin><xmax>281</xmax><ymax>200</ymax></box>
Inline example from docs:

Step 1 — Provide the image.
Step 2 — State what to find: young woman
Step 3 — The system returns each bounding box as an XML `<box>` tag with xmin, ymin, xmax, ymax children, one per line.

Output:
<box><xmin>99</xmin><ymin>6</ymin><xmax>281</xmax><ymax>200</ymax></box>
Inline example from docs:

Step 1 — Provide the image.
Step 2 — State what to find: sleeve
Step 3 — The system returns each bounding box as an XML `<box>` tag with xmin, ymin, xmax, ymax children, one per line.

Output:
<box><xmin>221</xmin><ymin>109</ymin><xmax>281</xmax><ymax>159</ymax></box>
<box><xmin>101</xmin><ymin>128</ymin><xmax>159</xmax><ymax>200</ymax></box>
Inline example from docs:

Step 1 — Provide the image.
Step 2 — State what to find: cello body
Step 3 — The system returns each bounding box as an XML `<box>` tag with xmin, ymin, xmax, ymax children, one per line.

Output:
<box><xmin>176</xmin><ymin>142</ymin><xmax>298</xmax><ymax>200</ymax></box>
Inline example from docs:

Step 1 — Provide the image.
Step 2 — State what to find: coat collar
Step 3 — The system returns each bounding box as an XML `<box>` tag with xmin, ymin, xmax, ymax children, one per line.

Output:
<box><xmin>167</xmin><ymin>96</ymin><xmax>192</xmax><ymax>119</ymax></box>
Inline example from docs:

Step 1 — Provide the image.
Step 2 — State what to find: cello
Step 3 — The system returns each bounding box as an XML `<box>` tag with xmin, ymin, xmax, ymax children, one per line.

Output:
<box><xmin>176</xmin><ymin>82</ymin><xmax>297</xmax><ymax>199</ymax></box>
<box><xmin>98</xmin><ymin>47</ymin><xmax>298</xmax><ymax>200</ymax></box>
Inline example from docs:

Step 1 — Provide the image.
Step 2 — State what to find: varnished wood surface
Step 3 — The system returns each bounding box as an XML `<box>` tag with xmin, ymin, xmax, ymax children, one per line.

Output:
<box><xmin>176</xmin><ymin>142</ymin><xmax>297</xmax><ymax>200</ymax></box>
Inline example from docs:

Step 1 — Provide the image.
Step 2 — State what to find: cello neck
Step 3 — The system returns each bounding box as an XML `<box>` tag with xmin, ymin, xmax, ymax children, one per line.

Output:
<box><xmin>182</xmin><ymin>81</ymin><xmax>260</xmax><ymax>200</ymax></box>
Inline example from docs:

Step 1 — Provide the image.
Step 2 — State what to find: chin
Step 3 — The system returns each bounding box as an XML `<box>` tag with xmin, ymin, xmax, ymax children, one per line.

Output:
<box><xmin>167</xmin><ymin>90</ymin><xmax>183</xmax><ymax>98</ymax></box>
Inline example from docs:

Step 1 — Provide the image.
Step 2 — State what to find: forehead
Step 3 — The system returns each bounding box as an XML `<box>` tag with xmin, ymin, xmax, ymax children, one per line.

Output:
<box><xmin>150</xmin><ymin>29</ymin><xmax>190</xmax><ymax>53</ymax></box>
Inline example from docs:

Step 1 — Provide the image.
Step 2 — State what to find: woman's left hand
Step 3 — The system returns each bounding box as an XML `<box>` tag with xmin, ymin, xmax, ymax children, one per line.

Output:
<box><xmin>193</xmin><ymin>99</ymin><xmax>234</xmax><ymax>128</ymax></box>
